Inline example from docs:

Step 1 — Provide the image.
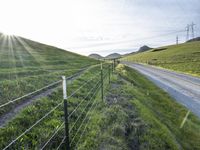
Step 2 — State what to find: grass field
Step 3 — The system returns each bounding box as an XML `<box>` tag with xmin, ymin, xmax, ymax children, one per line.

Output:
<box><xmin>1</xmin><ymin>32</ymin><xmax>200</xmax><ymax>149</ymax></box>
<box><xmin>0</xmin><ymin>64</ymin><xmax>111</xmax><ymax>149</ymax></box>
<box><xmin>121</xmin><ymin>41</ymin><xmax>200</xmax><ymax>76</ymax></box>
<box><xmin>68</xmin><ymin>64</ymin><xmax>200</xmax><ymax>149</ymax></box>
<box><xmin>0</xmin><ymin>33</ymin><xmax>98</xmax><ymax>115</ymax></box>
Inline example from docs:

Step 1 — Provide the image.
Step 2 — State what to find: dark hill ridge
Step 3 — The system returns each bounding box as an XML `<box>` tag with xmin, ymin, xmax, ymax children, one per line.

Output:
<box><xmin>138</xmin><ymin>45</ymin><xmax>152</xmax><ymax>52</ymax></box>
<box><xmin>88</xmin><ymin>53</ymin><xmax>121</xmax><ymax>59</ymax></box>
<box><xmin>187</xmin><ymin>37</ymin><xmax>200</xmax><ymax>43</ymax></box>
<box><xmin>122</xmin><ymin>45</ymin><xmax>152</xmax><ymax>57</ymax></box>
<box><xmin>105</xmin><ymin>53</ymin><xmax>121</xmax><ymax>59</ymax></box>
<box><xmin>89</xmin><ymin>53</ymin><xmax>103</xmax><ymax>59</ymax></box>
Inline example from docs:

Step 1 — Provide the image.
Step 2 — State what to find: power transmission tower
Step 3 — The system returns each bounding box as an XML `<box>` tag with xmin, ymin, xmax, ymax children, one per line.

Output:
<box><xmin>186</xmin><ymin>22</ymin><xmax>196</xmax><ymax>41</ymax></box>
<box><xmin>186</xmin><ymin>24</ymin><xmax>189</xmax><ymax>41</ymax></box>
<box><xmin>191</xmin><ymin>22</ymin><xmax>195</xmax><ymax>39</ymax></box>
<box><xmin>176</xmin><ymin>35</ymin><xmax>178</xmax><ymax>45</ymax></box>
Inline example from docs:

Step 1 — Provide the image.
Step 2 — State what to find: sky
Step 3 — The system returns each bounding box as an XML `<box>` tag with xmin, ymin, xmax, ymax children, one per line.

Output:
<box><xmin>0</xmin><ymin>0</ymin><xmax>199</xmax><ymax>56</ymax></box>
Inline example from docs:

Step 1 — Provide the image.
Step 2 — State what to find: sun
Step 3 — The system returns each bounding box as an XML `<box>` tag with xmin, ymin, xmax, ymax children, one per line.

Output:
<box><xmin>0</xmin><ymin>26</ymin><xmax>16</xmax><ymax>36</ymax></box>
<box><xmin>2</xmin><ymin>29</ymin><xmax>14</xmax><ymax>36</ymax></box>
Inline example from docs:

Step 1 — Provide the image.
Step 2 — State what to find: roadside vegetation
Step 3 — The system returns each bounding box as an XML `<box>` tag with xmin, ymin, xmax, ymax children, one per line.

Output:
<box><xmin>76</xmin><ymin>64</ymin><xmax>200</xmax><ymax>150</ymax></box>
<box><xmin>121</xmin><ymin>41</ymin><xmax>200</xmax><ymax>77</ymax></box>
<box><xmin>1</xmin><ymin>56</ymin><xmax>200</xmax><ymax>149</ymax></box>
<box><xmin>116</xmin><ymin>64</ymin><xmax>200</xmax><ymax>149</ymax></box>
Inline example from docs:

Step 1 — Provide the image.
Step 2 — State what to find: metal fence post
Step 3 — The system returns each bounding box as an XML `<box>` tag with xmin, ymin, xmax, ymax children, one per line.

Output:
<box><xmin>112</xmin><ymin>61</ymin><xmax>114</xmax><ymax>73</ymax></box>
<box><xmin>62</xmin><ymin>76</ymin><xmax>70</xmax><ymax>150</ymax></box>
<box><xmin>109</xmin><ymin>65</ymin><xmax>111</xmax><ymax>84</ymax></box>
<box><xmin>101</xmin><ymin>63</ymin><xmax>104</xmax><ymax>101</ymax></box>
<box><xmin>112</xmin><ymin>60</ymin><xmax>115</xmax><ymax>72</ymax></box>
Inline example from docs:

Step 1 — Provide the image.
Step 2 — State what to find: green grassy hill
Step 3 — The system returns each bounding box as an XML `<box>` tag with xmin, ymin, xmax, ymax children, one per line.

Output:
<box><xmin>122</xmin><ymin>41</ymin><xmax>200</xmax><ymax>76</ymax></box>
<box><xmin>0</xmin><ymin>33</ymin><xmax>98</xmax><ymax>110</ymax></box>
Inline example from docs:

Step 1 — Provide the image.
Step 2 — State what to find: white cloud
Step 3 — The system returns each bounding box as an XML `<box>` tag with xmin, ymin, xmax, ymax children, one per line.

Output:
<box><xmin>0</xmin><ymin>0</ymin><xmax>199</xmax><ymax>56</ymax></box>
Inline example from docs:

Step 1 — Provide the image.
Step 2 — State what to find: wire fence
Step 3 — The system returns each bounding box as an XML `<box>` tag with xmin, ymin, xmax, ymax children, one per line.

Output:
<box><xmin>1</xmin><ymin>63</ymin><xmax>112</xmax><ymax>150</ymax></box>
<box><xmin>0</xmin><ymin>63</ymin><xmax>105</xmax><ymax>109</ymax></box>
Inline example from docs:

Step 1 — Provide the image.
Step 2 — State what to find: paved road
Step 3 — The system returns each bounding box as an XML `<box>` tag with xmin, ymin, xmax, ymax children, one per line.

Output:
<box><xmin>122</xmin><ymin>62</ymin><xmax>200</xmax><ymax>118</ymax></box>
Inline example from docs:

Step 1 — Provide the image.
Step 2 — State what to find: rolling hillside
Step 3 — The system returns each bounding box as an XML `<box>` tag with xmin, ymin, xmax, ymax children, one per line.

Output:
<box><xmin>105</xmin><ymin>53</ymin><xmax>121</xmax><ymax>59</ymax></box>
<box><xmin>89</xmin><ymin>53</ymin><xmax>103</xmax><ymax>60</ymax></box>
<box><xmin>0</xmin><ymin>33</ymin><xmax>98</xmax><ymax>113</ymax></box>
<box><xmin>122</xmin><ymin>41</ymin><xmax>200</xmax><ymax>76</ymax></box>
<box><xmin>1</xmin><ymin>33</ymin><xmax>200</xmax><ymax>149</ymax></box>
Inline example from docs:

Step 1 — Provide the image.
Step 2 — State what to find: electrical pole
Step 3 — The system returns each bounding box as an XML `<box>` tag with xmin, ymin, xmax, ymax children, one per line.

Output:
<box><xmin>176</xmin><ymin>35</ymin><xmax>178</xmax><ymax>45</ymax></box>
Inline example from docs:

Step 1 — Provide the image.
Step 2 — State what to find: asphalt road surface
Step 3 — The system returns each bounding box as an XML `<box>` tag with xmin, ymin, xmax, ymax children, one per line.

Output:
<box><xmin>122</xmin><ymin>62</ymin><xmax>200</xmax><ymax>118</ymax></box>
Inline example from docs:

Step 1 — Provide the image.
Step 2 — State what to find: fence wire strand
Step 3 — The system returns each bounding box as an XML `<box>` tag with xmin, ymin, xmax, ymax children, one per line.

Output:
<box><xmin>0</xmin><ymin>80</ymin><xmax>62</xmax><ymax>108</ymax></box>
<box><xmin>70</xmin><ymin>85</ymin><xmax>100</xmax><ymax>146</ymax></box>
<box><xmin>2</xmin><ymin>63</ymin><xmax>111</xmax><ymax>150</ymax></box>
<box><xmin>0</xmin><ymin>63</ymin><xmax>104</xmax><ymax>109</ymax></box>
<box><xmin>56</xmin><ymin>136</ymin><xmax>66</xmax><ymax>150</ymax></box>
<box><xmin>40</xmin><ymin>79</ymin><xmax>101</xmax><ymax>149</ymax></box>
<box><xmin>69</xmin><ymin>82</ymin><xmax>100</xmax><ymax>134</ymax></box>
<box><xmin>74</xmin><ymin>103</ymin><xmax>99</xmax><ymax>150</ymax></box>
<box><xmin>68</xmin><ymin>80</ymin><xmax>101</xmax><ymax>119</ymax></box>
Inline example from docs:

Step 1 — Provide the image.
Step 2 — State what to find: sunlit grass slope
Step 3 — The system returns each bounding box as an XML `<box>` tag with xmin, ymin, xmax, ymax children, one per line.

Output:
<box><xmin>0</xmin><ymin>33</ymin><xmax>98</xmax><ymax>109</ymax></box>
<box><xmin>122</xmin><ymin>41</ymin><xmax>200</xmax><ymax>76</ymax></box>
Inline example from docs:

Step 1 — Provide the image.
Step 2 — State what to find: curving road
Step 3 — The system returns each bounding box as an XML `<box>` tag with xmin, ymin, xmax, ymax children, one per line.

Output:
<box><xmin>122</xmin><ymin>62</ymin><xmax>200</xmax><ymax>118</ymax></box>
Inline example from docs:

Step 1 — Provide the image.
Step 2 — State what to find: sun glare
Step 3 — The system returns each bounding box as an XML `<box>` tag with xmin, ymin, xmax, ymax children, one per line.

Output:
<box><xmin>1</xmin><ymin>26</ymin><xmax>16</xmax><ymax>36</ymax></box>
<box><xmin>2</xmin><ymin>29</ymin><xmax>14</xmax><ymax>36</ymax></box>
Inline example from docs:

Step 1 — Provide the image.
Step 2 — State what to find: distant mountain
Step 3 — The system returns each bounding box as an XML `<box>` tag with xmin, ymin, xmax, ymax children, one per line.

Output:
<box><xmin>105</xmin><ymin>53</ymin><xmax>121</xmax><ymax>59</ymax></box>
<box><xmin>187</xmin><ymin>37</ymin><xmax>200</xmax><ymax>43</ymax></box>
<box><xmin>89</xmin><ymin>53</ymin><xmax>103</xmax><ymax>60</ymax></box>
<box><xmin>122</xmin><ymin>45</ymin><xmax>152</xmax><ymax>57</ymax></box>
<box><xmin>138</xmin><ymin>45</ymin><xmax>152</xmax><ymax>53</ymax></box>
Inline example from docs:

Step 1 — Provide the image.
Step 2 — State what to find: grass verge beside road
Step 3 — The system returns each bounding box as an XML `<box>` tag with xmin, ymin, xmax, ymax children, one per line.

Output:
<box><xmin>122</xmin><ymin>41</ymin><xmax>200</xmax><ymax>77</ymax></box>
<box><xmin>116</xmin><ymin>64</ymin><xmax>200</xmax><ymax>149</ymax></box>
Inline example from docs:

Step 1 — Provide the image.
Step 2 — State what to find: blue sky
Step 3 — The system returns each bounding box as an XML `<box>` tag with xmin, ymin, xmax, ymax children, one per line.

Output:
<box><xmin>0</xmin><ymin>0</ymin><xmax>199</xmax><ymax>56</ymax></box>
